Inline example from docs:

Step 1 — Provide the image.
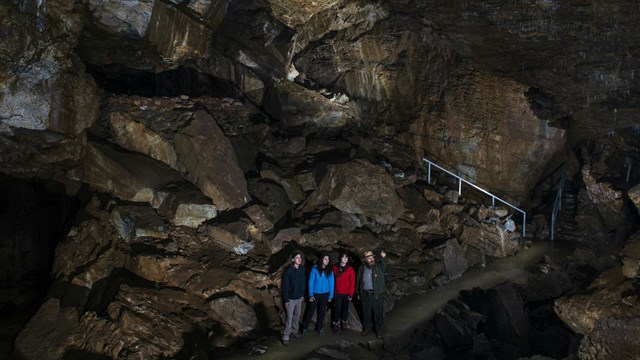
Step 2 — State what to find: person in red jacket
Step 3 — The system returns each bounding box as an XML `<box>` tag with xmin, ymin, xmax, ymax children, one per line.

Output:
<box><xmin>331</xmin><ymin>252</ymin><xmax>355</xmax><ymax>332</ymax></box>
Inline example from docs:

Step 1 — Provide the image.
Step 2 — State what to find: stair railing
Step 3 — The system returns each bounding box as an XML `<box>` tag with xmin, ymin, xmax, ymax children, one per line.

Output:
<box><xmin>549</xmin><ymin>164</ymin><xmax>567</xmax><ymax>242</ymax></box>
<box><xmin>423</xmin><ymin>157</ymin><xmax>526</xmax><ymax>237</ymax></box>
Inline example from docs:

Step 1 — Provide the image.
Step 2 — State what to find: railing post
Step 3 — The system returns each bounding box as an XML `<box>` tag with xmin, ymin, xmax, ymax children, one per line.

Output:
<box><xmin>428</xmin><ymin>162</ymin><xmax>432</xmax><ymax>184</ymax></box>
<box><xmin>458</xmin><ymin>178</ymin><xmax>462</xmax><ymax>195</ymax></box>
<box><xmin>522</xmin><ymin>213</ymin><xmax>526</xmax><ymax>238</ymax></box>
<box><xmin>492</xmin><ymin>196</ymin><xmax>495</xmax><ymax>206</ymax></box>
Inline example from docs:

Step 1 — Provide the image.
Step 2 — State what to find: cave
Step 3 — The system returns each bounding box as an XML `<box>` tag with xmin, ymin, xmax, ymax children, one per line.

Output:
<box><xmin>1</xmin><ymin>0</ymin><xmax>640</xmax><ymax>359</ymax></box>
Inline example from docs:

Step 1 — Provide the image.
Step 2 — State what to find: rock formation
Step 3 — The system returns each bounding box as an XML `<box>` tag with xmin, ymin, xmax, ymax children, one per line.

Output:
<box><xmin>1</xmin><ymin>0</ymin><xmax>639</xmax><ymax>359</ymax></box>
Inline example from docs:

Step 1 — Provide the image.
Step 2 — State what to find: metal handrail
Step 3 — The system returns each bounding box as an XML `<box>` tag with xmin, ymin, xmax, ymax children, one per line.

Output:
<box><xmin>422</xmin><ymin>157</ymin><xmax>526</xmax><ymax>237</ymax></box>
<box><xmin>549</xmin><ymin>164</ymin><xmax>567</xmax><ymax>241</ymax></box>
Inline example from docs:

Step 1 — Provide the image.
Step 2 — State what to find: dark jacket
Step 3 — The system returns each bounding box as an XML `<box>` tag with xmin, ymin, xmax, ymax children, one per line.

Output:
<box><xmin>356</xmin><ymin>257</ymin><xmax>387</xmax><ymax>296</ymax></box>
<box><xmin>282</xmin><ymin>264</ymin><xmax>306</xmax><ymax>302</ymax></box>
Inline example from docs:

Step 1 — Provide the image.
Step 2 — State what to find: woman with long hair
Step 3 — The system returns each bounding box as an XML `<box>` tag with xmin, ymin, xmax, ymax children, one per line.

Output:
<box><xmin>332</xmin><ymin>252</ymin><xmax>355</xmax><ymax>332</ymax></box>
<box><xmin>300</xmin><ymin>254</ymin><xmax>334</xmax><ymax>336</ymax></box>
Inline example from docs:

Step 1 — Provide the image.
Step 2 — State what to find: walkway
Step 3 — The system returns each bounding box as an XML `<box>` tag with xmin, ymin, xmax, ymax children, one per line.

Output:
<box><xmin>226</xmin><ymin>242</ymin><xmax>571</xmax><ymax>359</ymax></box>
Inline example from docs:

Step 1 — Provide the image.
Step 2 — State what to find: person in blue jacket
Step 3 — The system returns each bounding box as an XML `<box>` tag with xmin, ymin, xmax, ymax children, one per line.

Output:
<box><xmin>300</xmin><ymin>254</ymin><xmax>334</xmax><ymax>336</ymax></box>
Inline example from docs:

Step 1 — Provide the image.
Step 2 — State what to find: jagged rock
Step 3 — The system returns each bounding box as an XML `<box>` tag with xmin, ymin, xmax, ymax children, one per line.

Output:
<box><xmin>459</xmin><ymin>221</ymin><xmax>519</xmax><ymax>258</ymax></box>
<box><xmin>622</xmin><ymin>231</ymin><xmax>640</xmax><ymax>279</ymax></box>
<box><xmin>554</xmin><ymin>267</ymin><xmax>640</xmax><ymax>335</ymax></box>
<box><xmin>0</xmin><ymin>1</ymin><xmax>99</xmax><ymax>178</ymax></box>
<box><xmin>87</xmin><ymin>0</ymin><xmax>152</xmax><ymax>39</ymax></box>
<box><xmin>244</xmin><ymin>204</ymin><xmax>275</xmax><ymax>233</ymax></box>
<box><xmin>525</xmin><ymin>271</ymin><xmax>573</xmax><ymax>302</ymax></box>
<box><xmin>174</xmin><ymin>110</ymin><xmax>250</xmax><ymax>210</ymax></box>
<box><xmin>301</xmin><ymin>227</ymin><xmax>380</xmax><ymax>254</ymax></box>
<box><xmin>629</xmin><ymin>183</ymin><xmax>640</xmax><ymax>215</ymax></box>
<box><xmin>397</xmin><ymin>186</ymin><xmax>435</xmax><ymax>223</ymax></box>
<box><xmin>111</xmin><ymin>204</ymin><xmax>169</xmax><ymax>240</ymax></box>
<box><xmin>148</xmin><ymin>0</ymin><xmax>214</xmax><ymax>63</ymax></box>
<box><xmin>154</xmin><ymin>184</ymin><xmax>217</xmax><ymax>228</ymax></box>
<box><xmin>248</xmin><ymin>179</ymin><xmax>293</xmax><ymax>226</ymax></box>
<box><xmin>581</xmin><ymin>166</ymin><xmax>625</xmax><ymax>230</ymax></box>
<box><xmin>53</xmin><ymin>218</ymin><xmax>117</xmax><ymax>288</ymax></box>
<box><xmin>105</xmin><ymin>112</ymin><xmax>181</xmax><ymax>171</ymax></box>
<box><xmin>209</xmin><ymin>295</ymin><xmax>258</xmax><ymax>335</ymax></box>
<box><xmin>578</xmin><ymin>317</ymin><xmax>640</xmax><ymax>360</ymax></box>
<box><xmin>311</xmin><ymin>159</ymin><xmax>405</xmax><ymax>225</ymax></box>
<box><xmin>205</xmin><ymin>224</ymin><xmax>255</xmax><ymax>255</ymax></box>
<box><xmin>259</xmin><ymin>162</ymin><xmax>306</xmax><ymax>204</ymax></box>
<box><xmin>13</xmin><ymin>298</ymin><xmax>79</xmax><ymax>360</ymax></box>
<box><xmin>268</xmin><ymin>228</ymin><xmax>301</xmax><ymax>254</ymax></box>
<box><xmin>264</xmin><ymin>80</ymin><xmax>361</xmax><ymax>131</ymax></box>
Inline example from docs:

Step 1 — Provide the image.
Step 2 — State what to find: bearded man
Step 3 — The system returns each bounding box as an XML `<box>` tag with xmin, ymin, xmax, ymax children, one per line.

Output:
<box><xmin>356</xmin><ymin>249</ymin><xmax>387</xmax><ymax>339</ymax></box>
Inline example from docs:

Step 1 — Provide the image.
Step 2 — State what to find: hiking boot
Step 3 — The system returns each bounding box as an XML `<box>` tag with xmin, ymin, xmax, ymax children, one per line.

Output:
<box><xmin>318</xmin><ymin>329</ymin><xmax>325</xmax><ymax>336</ymax></box>
<box><xmin>331</xmin><ymin>323</ymin><xmax>339</xmax><ymax>333</ymax></box>
<box><xmin>376</xmin><ymin>332</ymin><xmax>384</xmax><ymax>339</ymax></box>
<box><xmin>300</xmin><ymin>329</ymin><xmax>308</xmax><ymax>337</ymax></box>
<box><xmin>282</xmin><ymin>339</ymin><xmax>290</xmax><ymax>346</ymax></box>
<box><xmin>341</xmin><ymin>321</ymin><xmax>350</xmax><ymax>330</ymax></box>
<box><xmin>361</xmin><ymin>329</ymin><xmax>370</xmax><ymax>336</ymax></box>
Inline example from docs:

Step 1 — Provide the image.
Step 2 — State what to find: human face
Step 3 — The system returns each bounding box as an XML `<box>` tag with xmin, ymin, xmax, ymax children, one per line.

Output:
<box><xmin>365</xmin><ymin>255</ymin><xmax>375</xmax><ymax>267</ymax></box>
<box><xmin>340</xmin><ymin>255</ymin><xmax>348</xmax><ymax>266</ymax></box>
<box><xmin>292</xmin><ymin>254</ymin><xmax>302</xmax><ymax>267</ymax></box>
<box><xmin>322</xmin><ymin>255</ymin><xmax>330</xmax><ymax>267</ymax></box>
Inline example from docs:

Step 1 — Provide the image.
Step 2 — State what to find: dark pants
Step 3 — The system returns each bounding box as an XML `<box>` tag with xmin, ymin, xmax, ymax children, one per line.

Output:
<box><xmin>361</xmin><ymin>291</ymin><xmax>384</xmax><ymax>332</ymax></box>
<box><xmin>302</xmin><ymin>292</ymin><xmax>329</xmax><ymax>331</ymax></box>
<box><xmin>332</xmin><ymin>294</ymin><xmax>351</xmax><ymax>324</ymax></box>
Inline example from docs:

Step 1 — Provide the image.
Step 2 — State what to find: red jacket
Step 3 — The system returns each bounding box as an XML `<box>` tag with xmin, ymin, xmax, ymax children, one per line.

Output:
<box><xmin>333</xmin><ymin>264</ymin><xmax>355</xmax><ymax>296</ymax></box>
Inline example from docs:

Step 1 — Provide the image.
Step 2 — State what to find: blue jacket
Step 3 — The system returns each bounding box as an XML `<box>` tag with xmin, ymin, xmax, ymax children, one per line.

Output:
<box><xmin>308</xmin><ymin>265</ymin><xmax>334</xmax><ymax>300</ymax></box>
<box><xmin>282</xmin><ymin>264</ymin><xmax>306</xmax><ymax>302</ymax></box>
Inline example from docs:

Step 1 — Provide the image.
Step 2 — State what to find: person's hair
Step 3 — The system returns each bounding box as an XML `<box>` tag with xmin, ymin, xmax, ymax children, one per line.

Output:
<box><xmin>317</xmin><ymin>254</ymin><xmax>332</xmax><ymax>276</ymax></box>
<box><xmin>336</xmin><ymin>252</ymin><xmax>350</xmax><ymax>266</ymax></box>
<box><xmin>291</xmin><ymin>251</ymin><xmax>302</xmax><ymax>260</ymax></box>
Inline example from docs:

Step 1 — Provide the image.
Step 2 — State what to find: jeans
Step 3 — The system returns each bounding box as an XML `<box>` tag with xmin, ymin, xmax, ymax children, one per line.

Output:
<box><xmin>301</xmin><ymin>292</ymin><xmax>329</xmax><ymax>331</ymax></box>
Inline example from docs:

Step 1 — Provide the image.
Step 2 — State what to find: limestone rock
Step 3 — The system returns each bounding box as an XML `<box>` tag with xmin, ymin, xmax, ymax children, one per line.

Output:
<box><xmin>13</xmin><ymin>298</ymin><xmax>79</xmax><ymax>360</ymax></box>
<box><xmin>578</xmin><ymin>317</ymin><xmax>640</xmax><ymax>360</ymax></box>
<box><xmin>174</xmin><ymin>110</ymin><xmax>250</xmax><ymax>210</ymax></box>
<box><xmin>247</xmin><ymin>179</ymin><xmax>293</xmax><ymax>225</ymax></box>
<box><xmin>268</xmin><ymin>228</ymin><xmax>301</xmax><ymax>254</ymax></box>
<box><xmin>106</xmin><ymin>112</ymin><xmax>180</xmax><ymax>171</ymax></box>
<box><xmin>263</xmin><ymin>80</ymin><xmax>361</xmax><ymax>130</ymax></box>
<box><xmin>622</xmin><ymin>231</ymin><xmax>640</xmax><ymax>279</ymax></box>
<box><xmin>205</xmin><ymin>225</ymin><xmax>255</xmax><ymax>255</ymax></box>
<box><xmin>209</xmin><ymin>295</ymin><xmax>258</xmax><ymax>335</ymax></box>
<box><xmin>312</xmin><ymin>159</ymin><xmax>405</xmax><ymax>225</ymax></box>
<box><xmin>628</xmin><ymin>183</ymin><xmax>640</xmax><ymax>215</ymax></box>
<box><xmin>582</xmin><ymin>166</ymin><xmax>625</xmax><ymax>230</ymax></box>
<box><xmin>111</xmin><ymin>204</ymin><xmax>169</xmax><ymax>240</ymax></box>
<box><xmin>154</xmin><ymin>184</ymin><xmax>217</xmax><ymax>228</ymax></box>
<box><xmin>554</xmin><ymin>267</ymin><xmax>640</xmax><ymax>335</ymax></box>
<box><xmin>459</xmin><ymin>222</ymin><xmax>519</xmax><ymax>258</ymax></box>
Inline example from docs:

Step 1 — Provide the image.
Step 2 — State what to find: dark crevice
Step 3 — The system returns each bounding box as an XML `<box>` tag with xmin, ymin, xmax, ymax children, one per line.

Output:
<box><xmin>85</xmin><ymin>64</ymin><xmax>241</xmax><ymax>98</ymax></box>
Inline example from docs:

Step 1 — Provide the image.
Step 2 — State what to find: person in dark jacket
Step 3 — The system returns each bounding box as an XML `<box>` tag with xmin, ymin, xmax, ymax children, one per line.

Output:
<box><xmin>331</xmin><ymin>253</ymin><xmax>355</xmax><ymax>332</ymax></box>
<box><xmin>356</xmin><ymin>249</ymin><xmax>387</xmax><ymax>339</ymax></box>
<box><xmin>281</xmin><ymin>251</ymin><xmax>306</xmax><ymax>345</ymax></box>
<box><xmin>300</xmin><ymin>254</ymin><xmax>334</xmax><ymax>336</ymax></box>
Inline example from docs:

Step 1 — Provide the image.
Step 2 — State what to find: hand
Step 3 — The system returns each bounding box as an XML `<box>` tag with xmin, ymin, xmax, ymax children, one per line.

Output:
<box><xmin>348</xmin><ymin>297</ymin><xmax>352</xmax><ymax>301</ymax></box>
<box><xmin>309</xmin><ymin>296</ymin><xmax>315</xmax><ymax>302</ymax></box>
<box><xmin>284</xmin><ymin>302</ymin><xmax>289</xmax><ymax>309</ymax></box>
<box><xmin>328</xmin><ymin>298</ymin><xmax>332</xmax><ymax>302</ymax></box>
<box><xmin>357</xmin><ymin>295</ymin><xmax>361</xmax><ymax>301</ymax></box>
<box><xmin>380</xmin><ymin>250</ymin><xmax>386</xmax><ymax>258</ymax></box>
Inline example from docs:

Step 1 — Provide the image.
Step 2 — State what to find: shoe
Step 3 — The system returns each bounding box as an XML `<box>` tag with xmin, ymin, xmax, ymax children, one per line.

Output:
<box><xmin>291</xmin><ymin>332</ymin><xmax>301</xmax><ymax>339</ymax></box>
<box><xmin>332</xmin><ymin>323</ymin><xmax>339</xmax><ymax>333</ymax></box>
<box><xmin>341</xmin><ymin>321</ymin><xmax>350</xmax><ymax>330</ymax></box>
<box><xmin>282</xmin><ymin>339</ymin><xmax>289</xmax><ymax>346</ymax></box>
<box><xmin>300</xmin><ymin>329</ymin><xmax>308</xmax><ymax>337</ymax></box>
<box><xmin>376</xmin><ymin>332</ymin><xmax>384</xmax><ymax>339</ymax></box>
<box><xmin>318</xmin><ymin>329</ymin><xmax>325</xmax><ymax>336</ymax></box>
<box><xmin>361</xmin><ymin>329</ymin><xmax>370</xmax><ymax>336</ymax></box>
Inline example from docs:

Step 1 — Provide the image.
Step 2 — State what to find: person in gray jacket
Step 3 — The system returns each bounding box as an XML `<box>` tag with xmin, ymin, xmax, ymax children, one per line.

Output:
<box><xmin>281</xmin><ymin>251</ymin><xmax>306</xmax><ymax>345</ymax></box>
